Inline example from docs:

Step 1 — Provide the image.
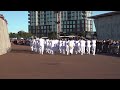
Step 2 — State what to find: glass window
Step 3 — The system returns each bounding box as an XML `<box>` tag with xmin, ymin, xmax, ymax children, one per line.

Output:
<box><xmin>64</xmin><ymin>29</ymin><xmax>66</xmax><ymax>32</ymax></box>
<box><xmin>77</xmin><ymin>25</ymin><xmax>80</xmax><ymax>28</ymax></box>
<box><xmin>47</xmin><ymin>26</ymin><xmax>49</xmax><ymax>29</ymax></box>
<box><xmin>70</xmin><ymin>25</ymin><xmax>72</xmax><ymax>28</ymax></box>
<box><xmin>67</xmin><ymin>25</ymin><xmax>69</xmax><ymax>28</ymax></box>
<box><xmin>44</xmin><ymin>26</ymin><xmax>46</xmax><ymax>29</ymax></box>
<box><xmin>70</xmin><ymin>29</ymin><xmax>72</xmax><ymax>32</ymax></box>
<box><xmin>67</xmin><ymin>29</ymin><xmax>69</xmax><ymax>32</ymax></box>
<box><xmin>73</xmin><ymin>25</ymin><xmax>75</xmax><ymax>28</ymax></box>
<box><xmin>67</xmin><ymin>21</ymin><xmax>69</xmax><ymax>24</ymax></box>
<box><xmin>70</xmin><ymin>21</ymin><xmax>72</xmax><ymax>24</ymax></box>
<box><xmin>82</xmin><ymin>24</ymin><xmax>84</xmax><ymax>27</ymax></box>
<box><xmin>33</xmin><ymin>30</ymin><xmax>35</xmax><ymax>33</ymax></box>
<box><xmin>64</xmin><ymin>25</ymin><xmax>66</xmax><ymax>28</ymax></box>
<box><xmin>61</xmin><ymin>25</ymin><xmax>63</xmax><ymax>28</ymax></box>
<box><xmin>41</xmin><ymin>26</ymin><xmax>43</xmax><ymax>29</ymax></box>
<box><xmin>77</xmin><ymin>21</ymin><xmax>80</xmax><ymax>24</ymax></box>
<box><xmin>82</xmin><ymin>20</ymin><xmax>84</xmax><ymax>23</ymax></box>
<box><xmin>64</xmin><ymin>21</ymin><xmax>66</xmax><ymax>24</ymax></box>
<box><xmin>73</xmin><ymin>21</ymin><xmax>75</xmax><ymax>24</ymax></box>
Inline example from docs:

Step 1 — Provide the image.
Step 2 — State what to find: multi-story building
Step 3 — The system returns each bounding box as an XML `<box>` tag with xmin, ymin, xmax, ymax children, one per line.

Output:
<box><xmin>28</xmin><ymin>11</ymin><xmax>93</xmax><ymax>37</ymax></box>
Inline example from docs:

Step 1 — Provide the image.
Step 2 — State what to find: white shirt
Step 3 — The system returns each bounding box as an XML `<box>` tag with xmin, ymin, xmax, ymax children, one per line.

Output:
<box><xmin>91</xmin><ymin>40</ymin><xmax>96</xmax><ymax>46</ymax></box>
<box><xmin>81</xmin><ymin>40</ymin><xmax>86</xmax><ymax>47</ymax></box>
<box><xmin>69</xmin><ymin>40</ymin><xmax>75</xmax><ymax>48</ymax></box>
<box><xmin>86</xmin><ymin>40</ymin><xmax>91</xmax><ymax>47</ymax></box>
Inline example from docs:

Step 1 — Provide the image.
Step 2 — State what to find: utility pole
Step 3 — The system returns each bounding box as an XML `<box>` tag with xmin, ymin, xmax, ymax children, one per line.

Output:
<box><xmin>54</xmin><ymin>11</ymin><xmax>61</xmax><ymax>39</ymax></box>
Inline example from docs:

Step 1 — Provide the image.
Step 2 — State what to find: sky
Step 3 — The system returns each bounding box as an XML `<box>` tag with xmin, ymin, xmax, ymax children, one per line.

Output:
<box><xmin>0</xmin><ymin>11</ymin><xmax>112</xmax><ymax>33</ymax></box>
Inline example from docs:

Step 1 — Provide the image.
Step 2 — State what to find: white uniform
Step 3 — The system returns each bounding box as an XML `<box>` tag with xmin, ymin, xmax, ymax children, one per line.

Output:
<box><xmin>39</xmin><ymin>38</ymin><xmax>45</xmax><ymax>55</ymax></box>
<box><xmin>77</xmin><ymin>40</ymin><xmax>81</xmax><ymax>53</ymax></box>
<box><xmin>91</xmin><ymin>40</ymin><xmax>96</xmax><ymax>55</ymax></box>
<box><xmin>74</xmin><ymin>40</ymin><xmax>79</xmax><ymax>54</ymax></box>
<box><xmin>62</xmin><ymin>40</ymin><xmax>66</xmax><ymax>54</ymax></box>
<box><xmin>36</xmin><ymin>38</ymin><xmax>40</xmax><ymax>53</ymax></box>
<box><xmin>33</xmin><ymin>39</ymin><xmax>37</xmax><ymax>52</ymax></box>
<box><xmin>69</xmin><ymin>40</ymin><xmax>75</xmax><ymax>55</ymax></box>
<box><xmin>30</xmin><ymin>39</ymin><xmax>33</xmax><ymax>51</ymax></box>
<box><xmin>86</xmin><ymin>40</ymin><xmax>91</xmax><ymax>54</ymax></box>
<box><xmin>59</xmin><ymin>40</ymin><xmax>62</xmax><ymax>54</ymax></box>
<box><xmin>55</xmin><ymin>39</ymin><xmax>59</xmax><ymax>53</ymax></box>
<box><xmin>51</xmin><ymin>40</ymin><xmax>55</xmax><ymax>54</ymax></box>
<box><xmin>66</xmin><ymin>40</ymin><xmax>70</xmax><ymax>55</ymax></box>
<box><xmin>46</xmin><ymin>39</ymin><xmax>49</xmax><ymax>53</ymax></box>
<box><xmin>80</xmin><ymin>40</ymin><xmax>86</xmax><ymax>55</ymax></box>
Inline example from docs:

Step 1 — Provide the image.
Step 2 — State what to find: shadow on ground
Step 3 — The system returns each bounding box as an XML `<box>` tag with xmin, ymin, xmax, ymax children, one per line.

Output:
<box><xmin>11</xmin><ymin>49</ymin><xmax>36</xmax><ymax>54</ymax></box>
<box><xmin>97</xmin><ymin>53</ymin><xmax>120</xmax><ymax>58</ymax></box>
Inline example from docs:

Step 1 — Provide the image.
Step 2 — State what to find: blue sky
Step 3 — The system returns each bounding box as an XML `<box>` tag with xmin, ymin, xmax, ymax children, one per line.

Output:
<box><xmin>0</xmin><ymin>11</ymin><xmax>112</xmax><ymax>33</ymax></box>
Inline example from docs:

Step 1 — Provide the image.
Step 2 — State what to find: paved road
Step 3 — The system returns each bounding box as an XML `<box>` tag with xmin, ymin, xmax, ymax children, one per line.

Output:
<box><xmin>0</xmin><ymin>44</ymin><xmax>120</xmax><ymax>79</ymax></box>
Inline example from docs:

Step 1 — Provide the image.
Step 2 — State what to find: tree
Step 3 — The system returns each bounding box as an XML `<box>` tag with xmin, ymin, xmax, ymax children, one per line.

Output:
<box><xmin>78</xmin><ymin>31</ymin><xmax>86</xmax><ymax>37</ymax></box>
<box><xmin>48</xmin><ymin>31</ymin><xmax>57</xmax><ymax>39</ymax></box>
<box><xmin>9</xmin><ymin>32</ymin><xmax>17</xmax><ymax>38</ymax></box>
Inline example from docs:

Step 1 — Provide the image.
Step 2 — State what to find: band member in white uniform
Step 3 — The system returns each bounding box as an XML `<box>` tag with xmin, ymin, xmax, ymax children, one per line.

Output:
<box><xmin>62</xmin><ymin>39</ymin><xmax>66</xmax><ymax>54</ymax></box>
<box><xmin>69</xmin><ymin>38</ymin><xmax>75</xmax><ymax>55</ymax></box>
<box><xmin>86</xmin><ymin>39</ymin><xmax>91</xmax><ymax>55</ymax></box>
<box><xmin>30</xmin><ymin>38</ymin><xmax>33</xmax><ymax>52</ymax></box>
<box><xmin>66</xmin><ymin>38</ymin><xmax>70</xmax><ymax>55</ymax></box>
<box><xmin>80</xmin><ymin>38</ymin><xmax>86</xmax><ymax>55</ymax></box>
<box><xmin>91</xmin><ymin>38</ymin><xmax>96</xmax><ymax>55</ymax></box>
<box><xmin>39</xmin><ymin>38</ymin><xmax>45</xmax><ymax>55</ymax></box>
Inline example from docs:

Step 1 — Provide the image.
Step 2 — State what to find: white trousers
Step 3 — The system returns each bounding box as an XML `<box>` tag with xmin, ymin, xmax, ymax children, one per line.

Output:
<box><xmin>86</xmin><ymin>46</ymin><xmax>91</xmax><ymax>54</ymax></box>
<box><xmin>39</xmin><ymin>45</ymin><xmax>44</xmax><ymax>55</ymax></box>
<box><xmin>81</xmin><ymin>46</ymin><xmax>85</xmax><ymax>55</ymax></box>
<box><xmin>66</xmin><ymin>45</ymin><xmax>69</xmax><ymax>55</ymax></box>
<box><xmin>92</xmin><ymin>46</ymin><xmax>96</xmax><ymax>55</ymax></box>
<box><xmin>69</xmin><ymin>47</ymin><xmax>74</xmax><ymax>55</ymax></box>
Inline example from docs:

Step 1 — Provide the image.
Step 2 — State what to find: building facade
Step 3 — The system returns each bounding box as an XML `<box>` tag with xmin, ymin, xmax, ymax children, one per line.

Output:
<box><xmin>91</xmin><ymin>11</ymin><xmax>120</xmax><ymax>40</ymax></box>
<box><xmin>28</xmin><ymin>11</ymin><xmax>93</xmax><ymax>37</ymax></box>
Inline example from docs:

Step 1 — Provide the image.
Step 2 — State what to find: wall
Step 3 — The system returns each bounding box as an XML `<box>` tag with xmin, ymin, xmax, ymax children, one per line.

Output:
<box><xmin>94</xmin><ymin>14</ymin><xmax>120</xmax><ymax>40</ymax></box>
<box><xmin>0</xmin><ymin>16</ymin><xmax>11</xmax><ymax>55</ymax></box>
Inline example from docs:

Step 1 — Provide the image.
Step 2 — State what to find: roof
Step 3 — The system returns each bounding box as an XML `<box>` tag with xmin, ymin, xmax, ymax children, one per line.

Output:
<box><xmin>89</xmin><ymin>11</ymin><xmax>120</xmax><ymax>19</ymax></box>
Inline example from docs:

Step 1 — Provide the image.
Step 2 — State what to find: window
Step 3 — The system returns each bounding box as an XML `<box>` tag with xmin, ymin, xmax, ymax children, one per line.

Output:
<box><xmin>64</xmin><ymin>25</ymin><xmax>66</xmax><ymax>28</ymax></box>
<box><xmin>33</xmin><ymin>30</ymin><xmax>35</xmax><ymax>33</ymax></box>
<box><xmin>64</xmin><ymin>29</ymin><xmax>66</xmax><ymax>32</ymax></box>
<box><xmin>77</xmin><ymin>21</ymin><xmax>80</xmax><ymax>24</ymax></box>
<box><xmin>67</xmin><ymin>25</ymin><xmax>69</xmax><ymax>28</ymax></box>
<box><xmin>64</xmin><ymin>21</ymin><xmax>66</xmax><ymax>24</ymax></box>
<box><xmin>47</xmin><ymin>26</ymin><xmax>49</xmax><ymax>29</ymax></box>
<box><xmin>77</xmin><ymin>29</ymin><xmax>80</xmax><ymax>31</ymax></box>
<box><xmin>67</xmin><ymin>21</ymin><xmax>69</xmax><ymax>24</ymax></box>
<box><xmin>41</xmin><ymin>26</ymin><xmax>43</xmax><ymax>29</ymax></box>
<box><xmin>73</xmin><ymin>21</ymin><xmax>75</xmax><ymax>24</ymax></box>
<box><xmin>70</xmin><ymin>21</ymin><xmax>72</xmax><ymax>24</ymax></box>
<box><xmin>44</xmin><ymin>26</ymin><xmax>46</xmax><ymax>29</ymax></box>
<box><xmin>70</xmin><ymin>29</ymin><xmax>72</xmax><ymax>32</ymax></box>
<box><xmin>82</xmin><ymin>24</ymin><xmax>84</xmax><ymax>27</ymax></box>
<box><xmin>61</xmin><ymin>25</ymin><xmax>63</xmax><ymax>28</ymax></box>
<box><xmin>82</xmin><ymin>20</ymin><xmax>84</xmax><ymax>23</ymax></box>
<box><xmin>44</xmin><ymin>30</ymin><xmax>46</xmax><ymax>33</ymax></box>
<box><xmin>67</xmin><ymin>29</ymin><xmax>69</xmax><ymax>32</ymax></box>
<box><xmin>73</xmin><ymin>25</ymin><xmax>75</xmax><ymax>28</ymax></box>
<box><xmin>77</xmin><ymin>25</ymin><xmax>80</xmax><ymax>28</ymax></box>
<box><xmin>70</xmin><ymin>25</ymin><xmax>72</xmax><ymax>28</ymax></box>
